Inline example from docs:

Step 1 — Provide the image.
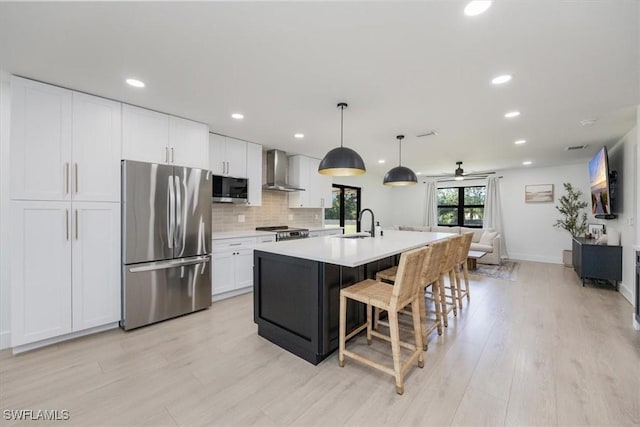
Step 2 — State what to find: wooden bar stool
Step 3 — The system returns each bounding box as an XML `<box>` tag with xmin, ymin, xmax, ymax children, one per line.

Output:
<box><xmin>438</xmin><ymin>234</ymin><xmax>464</xmax><ymax>327</ymax></box>
<box><xmin>454</xmin><ymin>232</ymin><xmax>474</xmax><ymax>309</ymax></box>
<box><xmin>374</xmin><ymin>239</ymin><xmax>450</xmax><ymax>350</ymax></box>
<box><xmin>339</xmin><ymin>246</ymin><xmax>429</xmax><ymax>395</ymax></box>
<box><xmin>417</xmin><ymin>239</ymin><xmax>449</xmax><ymax>349</ymax></box>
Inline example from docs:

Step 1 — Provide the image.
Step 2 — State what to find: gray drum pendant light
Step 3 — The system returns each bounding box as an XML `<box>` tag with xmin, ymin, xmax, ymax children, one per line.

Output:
<box><xmin>383</xmin><ymin>135</ymin><xmax>418</xmax><ymax>186</ymax></box>
<box><xmin>318</xmin><ymin>103</ymin><xmax>366</xmax><ymax>176</ymax></box>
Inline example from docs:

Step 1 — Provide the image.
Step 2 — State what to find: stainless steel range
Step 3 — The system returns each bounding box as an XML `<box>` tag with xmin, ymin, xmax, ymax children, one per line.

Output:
<box><xmin>256</xmin><ymin>226</ymin><xmax>309</xmax><ymax>241</ymax></box>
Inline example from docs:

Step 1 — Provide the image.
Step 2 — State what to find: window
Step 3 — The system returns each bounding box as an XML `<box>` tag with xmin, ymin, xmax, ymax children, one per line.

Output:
<box><xmin>437</xmin><ymin>186</ymin><xmax>486</xmax><ymax>227</ymax></box>
<box><xmin>324</xmin><ymin>185</ymin><xmax>361</xmax><ymax>234</ymax></box>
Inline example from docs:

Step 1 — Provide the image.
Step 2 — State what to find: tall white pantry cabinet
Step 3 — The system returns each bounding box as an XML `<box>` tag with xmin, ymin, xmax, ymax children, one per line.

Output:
<box><xmin>9</xmin><ymin>77</ymin><xmax>121</xmax><ymax>348</ymax></box>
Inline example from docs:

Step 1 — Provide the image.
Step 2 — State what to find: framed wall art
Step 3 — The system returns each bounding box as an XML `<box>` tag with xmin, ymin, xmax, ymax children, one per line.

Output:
<box><xmin>525</xmin><ymin>184</ymin><xmax>554</xmax><ymax>203</ymax></box>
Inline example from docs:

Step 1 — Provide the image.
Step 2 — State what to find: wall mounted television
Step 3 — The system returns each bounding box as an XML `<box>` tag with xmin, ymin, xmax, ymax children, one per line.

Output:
<box><xmin>588</xmin><ymin>146</ymin><xmax>617</xmax><ymax>219</ymax></box>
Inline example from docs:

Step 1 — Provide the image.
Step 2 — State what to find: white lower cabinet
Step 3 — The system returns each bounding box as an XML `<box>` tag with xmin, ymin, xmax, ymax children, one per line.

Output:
<box><xmin>11</xmin><ymin>202</ymin><xmax>72</xmax><ymax>346</ymax></box>
<box><xmin>71</xmin><ymin>202</ymin><xmax>121</xmax><ymax>330</ymax></box>
<box><xmin>211</xmin><ymin>250</ymin><xmax>236</xmax><ymax>295</ymax></box>
<box><xmin>211</xmin><ymin>235</ymin><xmax>276</xmax><ymax>300</ymax></box>
<box><xmin>11</xmin><ymin>201</ymin><xmax>121</xmax><ymax>348</ymax></box>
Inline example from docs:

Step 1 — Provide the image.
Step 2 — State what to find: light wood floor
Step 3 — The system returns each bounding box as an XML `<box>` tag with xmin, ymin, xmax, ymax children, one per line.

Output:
<box><xmin>1</xmin><ymin>261</ymin><xmax>639</xmax><ymax>426</ymax></box>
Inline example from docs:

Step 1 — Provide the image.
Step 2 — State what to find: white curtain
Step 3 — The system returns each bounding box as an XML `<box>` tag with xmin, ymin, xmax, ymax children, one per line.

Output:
<box><xmin>423</xmin><ymin>180</ymin><xmax>438</xmax><ymax>227</ymax></box>
<box><xmin>483</xmin><ymin>176</ymin><xmax>508</xmax><ymax>258</ymax></box>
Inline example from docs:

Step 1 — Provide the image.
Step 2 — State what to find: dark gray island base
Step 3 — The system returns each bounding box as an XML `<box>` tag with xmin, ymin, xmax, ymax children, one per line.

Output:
<box><xmin>253</xmin><ymin>250</ymin><xmax>395</xmax><ymax>364</ymax></box>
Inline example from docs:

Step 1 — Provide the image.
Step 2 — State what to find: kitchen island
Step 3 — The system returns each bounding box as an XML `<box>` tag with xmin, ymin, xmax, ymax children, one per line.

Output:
<box><xmin>253</xmin><ymin>230</ymin><xmax>454</xmax><ymax>364</ymax></box>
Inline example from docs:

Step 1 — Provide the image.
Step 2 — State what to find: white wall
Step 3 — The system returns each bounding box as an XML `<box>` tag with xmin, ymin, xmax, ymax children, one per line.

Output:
<box><xmin>388</xmin><ymin>163</ymin><xmax>592</xmax><ymax>264</ymax></box>
<box><xmin>0</xmin><ymin>70</ymin><xmax>11</xmax><ymax>349</ymax></box>
<box><xmin>332</xmin><ymin>172</ymin><xmax>393</xmax><ymax>232</ymax></box>
<box><xmin>501</xmin><ymin>163</ymin><xmax>591</xmax><ymax>263</ymax></box>
<box><xmin>607</xmin><ymin>125</ymin><xmax>638</xmax><ymax>305</ymax></box>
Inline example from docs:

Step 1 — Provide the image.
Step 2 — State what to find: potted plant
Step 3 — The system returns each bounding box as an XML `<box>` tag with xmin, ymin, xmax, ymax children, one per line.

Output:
<box><xmin>554</xmin><ymin>182</ymin><xmax>588</xmax><ymax>267</ymax></box>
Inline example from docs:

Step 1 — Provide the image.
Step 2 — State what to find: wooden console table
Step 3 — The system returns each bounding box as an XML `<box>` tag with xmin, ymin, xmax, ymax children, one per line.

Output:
<box><xmin>572</xmin><ymin>237</ymin><xmax>622</xmax><ymax>289</ymax></box>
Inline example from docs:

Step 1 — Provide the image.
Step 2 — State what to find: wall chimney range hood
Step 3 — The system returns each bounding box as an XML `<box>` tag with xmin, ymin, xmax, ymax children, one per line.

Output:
<box><xmin>263</xmin><ymin>149</ymin><xmax>305</xmax><ymax>192</ymax></box>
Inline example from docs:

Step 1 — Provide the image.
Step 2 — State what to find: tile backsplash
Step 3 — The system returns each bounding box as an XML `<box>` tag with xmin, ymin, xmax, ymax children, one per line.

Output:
<box><xmin>212</xmin><ymin>191</ymin><xmax>323</xmax><ymax>232</ymax></box>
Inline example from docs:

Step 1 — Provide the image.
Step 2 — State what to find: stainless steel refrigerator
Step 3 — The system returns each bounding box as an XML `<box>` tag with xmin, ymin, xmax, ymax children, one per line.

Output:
<box><xmin>121</xmin><ymin>160</ymin><xmax>212</xmax><ymax>330</ymax></box>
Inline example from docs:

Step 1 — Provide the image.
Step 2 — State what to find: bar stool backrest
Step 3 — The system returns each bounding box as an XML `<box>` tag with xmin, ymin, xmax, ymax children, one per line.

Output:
<box><xmin>422</xmin><ymin>239</ymin><xmax>450</xmax><ymax>286</ymax></box>
<box><xmin>392</xmin><ymin>246</ymin><xmax>430</xmax><ymax>307</ymax></box>
<box><xmin>441</xmin><ymin>235</ymin><xmax>464</xmax><ymax>273</ymax></box>
<box><xmin>457</xmin><ymin>232</ymin><xmax>474</xmax><ymax>264</ymax></box>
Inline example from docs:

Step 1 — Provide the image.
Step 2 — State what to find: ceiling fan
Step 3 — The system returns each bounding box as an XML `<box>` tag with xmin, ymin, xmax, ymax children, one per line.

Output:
<box><xmin>424</xmin><ymin>161</ymin><xmax>495</xmax><ymax>182</ymax></box>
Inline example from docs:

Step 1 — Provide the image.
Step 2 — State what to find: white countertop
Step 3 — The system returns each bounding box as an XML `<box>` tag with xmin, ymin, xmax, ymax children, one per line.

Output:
<box><xmin>212</xmin><ymin>230</ymin><xmax>277</xmax><ymax>240</ymax></box>
<box><xmin>254</xmin><ymin>230</ymin><xmax>456</xmax><ymax>267</ymax></box>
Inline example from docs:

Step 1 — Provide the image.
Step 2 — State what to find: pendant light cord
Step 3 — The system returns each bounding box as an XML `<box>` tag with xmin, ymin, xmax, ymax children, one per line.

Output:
<box><xmin>340</xmin><ymin>105</ymin><xmax>344</xmax><ymax>148</ymax></box>
<box><xmin>397</xmin><ymin>135</ymin><xmax>404</xmax><ymax>167</ymax></box>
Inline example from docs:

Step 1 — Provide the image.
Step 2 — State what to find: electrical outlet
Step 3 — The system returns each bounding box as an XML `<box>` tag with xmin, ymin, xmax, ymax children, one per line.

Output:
<box><xmin>627</xmin><ymin>217</ymin><xmax>634</xmax><ymax>226</ymax></box>
<box><xmin>238</xmin><ymin>214</ymin><xmax>245</xmax><ymax>223</ymax></box>
<box><xmin>315</xmin><ymin>214</ymin><xmax>319</xmax><ymax>220</ymax></box>
<box><xmin>288</xmin><ymin>214</ymin><xmax>293</xmax><ymax>220</ymax></box>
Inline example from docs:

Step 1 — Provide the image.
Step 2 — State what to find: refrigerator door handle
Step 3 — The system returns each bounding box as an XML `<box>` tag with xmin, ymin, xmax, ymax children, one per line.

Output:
<box><xmin>168</xmin><ymin>175</ymin><xmax>175</xmax><ymax>249</ymax></box>
<box><xmin>174</xmin><ymin>174</ymin><xmax>183</xmax><ymax>253</ymax></box>
<box><xmin>128</xmin><ymin>255</ymin><xmax>210</xmax><ymax>273</ymax></box>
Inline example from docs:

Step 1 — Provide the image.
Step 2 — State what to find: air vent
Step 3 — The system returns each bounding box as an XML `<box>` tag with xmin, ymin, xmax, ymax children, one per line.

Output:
<box><xmin>565</xmin><ymin>144</ymin><xmax>588</xmax><ymax>151</ymax></box>
<box><xmin>416</xmin><ymin>130</ymin><xmax>438</xmax><ymax>137</ymax></box>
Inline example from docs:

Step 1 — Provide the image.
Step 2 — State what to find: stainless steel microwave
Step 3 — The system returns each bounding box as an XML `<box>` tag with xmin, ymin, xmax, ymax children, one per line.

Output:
<box><xmin>212</xmin><ymin>175</ymin><xmax>248</xmax><ymax>203</ymax></box>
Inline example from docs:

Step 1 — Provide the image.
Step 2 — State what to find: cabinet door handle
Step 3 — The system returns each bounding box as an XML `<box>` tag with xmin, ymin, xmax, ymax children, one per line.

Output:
<box><xmin>75</xmin><ymin>163</ymin><xmax>79</xmax><ymax>194</ymax></box>
<box><xmin>65</xmin><ymin>209</ymin><xmax>69</xmax><ymax>241</ymax></box>
<box><xmin>165</xmin><ymin>147</ymin><xmax>169</xmax><ymax>163</ymax></box>
<box><xmin>75</xmin><ymin>210</ymin><xmax>79</xmax><ymax>240</ymax></box>
<box><xmin>226</xmin><ymin>161</ymin><xmax>229</xmax><ymax>175</ymax></box>
<box><xmin>65</xmin><ymin>163</ymin><xmax>70</xmax><ymax>195</ymax></box>
<box><xmin>230</xmin><ymin>243</ymin><xmax>242</xmax><ymax>246</ymax></box>
<box><xmin>171</xmin><ymin>147</ymin><xmax>175</xmax><ymax>163</ymax></box>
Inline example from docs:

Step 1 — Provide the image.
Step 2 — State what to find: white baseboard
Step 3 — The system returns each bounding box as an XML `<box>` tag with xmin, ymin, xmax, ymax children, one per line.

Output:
<box><xmin>212</xmin><ymin>286</ymin><xmax>252</xmax><ymax>302</ymax></box>
<box><xmin>618</xmin><ymin>281</ymin><xmax>633</xmax><ymax>305</ymax></box>
<box><xmin>12</xmin><ymin>322</ymin><xmax>119</xmax><ymax>354</ymax></box>
<box><xmin>508</xmin><ymin>253</ymin><xmax>563</xmax><ymax>264</ymax></box>
<box><xmin>0</xmin><ymin>331</ymin><xmax>10</xmax><ymax>350</ymax></box>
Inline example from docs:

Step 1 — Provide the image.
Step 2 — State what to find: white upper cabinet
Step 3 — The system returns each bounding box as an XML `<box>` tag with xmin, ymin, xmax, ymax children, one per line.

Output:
<box><xmin>288</xmin><ymin>155</ymin><xmax>332</xmax><ymax>208</ymax></box>
<box><xmin>123</xmin><ymin>105</ymin><xmax>209</xmax><ymax>168</ymax></box>
<box><xmin>209</xmin><ymin>133</ymin><xmax>248</xmax><ymax>178</ymax></box>
<box><xmin>122</xmin><ymin>104</ymin><xmax>170</xmax><ymax>164</ymax></box>
<box><xmin>10</xmin><ymin>77</ymin><xmax>72</xmax><ymax>201</ymax></box>
<box><xmin>169</xmin><ymin>116</ymin><xmax>209</xmax><ymax>170</ymax></box>
<box><xmin>72</xmin><ymin>92</ymin><xmax>122</xmax><ymax>202</ymax></box>
<box><xmin>246</xmin><ymin>142</ymin><xmax>262</xmax><ymax>206</ymax></box>
<box><xmin>10</xmin><ymin>77</ymin><xmax>122</xmax><ymax>203</ymax></box>
<box><xmin>288</xmin><ymin>155</ymin><xmax>311</xmax><ymax>208</ymax></box>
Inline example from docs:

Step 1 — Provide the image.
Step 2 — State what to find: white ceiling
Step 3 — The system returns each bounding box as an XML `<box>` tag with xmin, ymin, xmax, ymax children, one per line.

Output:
<box><xmin>1</xmin><ymin>1</ymin><xmax>638</xmax><ymax>177</ymax></box>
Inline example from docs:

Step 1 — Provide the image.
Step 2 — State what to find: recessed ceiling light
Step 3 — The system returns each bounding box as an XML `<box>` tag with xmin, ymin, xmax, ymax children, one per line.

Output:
<box><xmin>231</xmin><ymin>113</ymin><xmax>244</xmax><ymax>120</ymax></box>
<box><xmin>464</xmin><ymin>1</ymin><xmax>492</xmax><ymax>16</ymax></box>
<box><xmin>125</xmin><ymin>78</ymin><xmax>145</xmax><ymax>88</ymax></box>
<box><xmin>504</xmin><ymin>111</ymin><xmax>520</xmax><ymax>118</ymax></box>
<box><xmin>514</xmin><ymin>139</ymin><xmax>527</xmax><ymax>145</ymax></box>
<box><xmin>378</xmin><ymin>159</ymin><xmax>385</xmax><ymax>164</ymax></box>
<box><xmin>522</xmin><ymin>161</ymin><xmax>532</xmax><ymax>166</ymax></box>
<box><xmin>416</xmin><ymin>172</ymin><xmax>422</xmax><ymax>175</ymax></box>
<box><xmin>491</xmin><ymin>74</ymin><xmax>512</xmax><ymax>85</ymax></box>
<box><xmin>294</xmin><ymin>133</ymin><xmax>304</xmax><ymax>139</ymax></box>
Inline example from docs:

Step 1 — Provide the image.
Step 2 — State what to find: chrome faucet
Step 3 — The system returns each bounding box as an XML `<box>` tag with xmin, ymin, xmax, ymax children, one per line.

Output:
<box><xmin>357</xmin><ymin>208</ymin><xmax>375</xmax><ymax>237</ymax></box>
